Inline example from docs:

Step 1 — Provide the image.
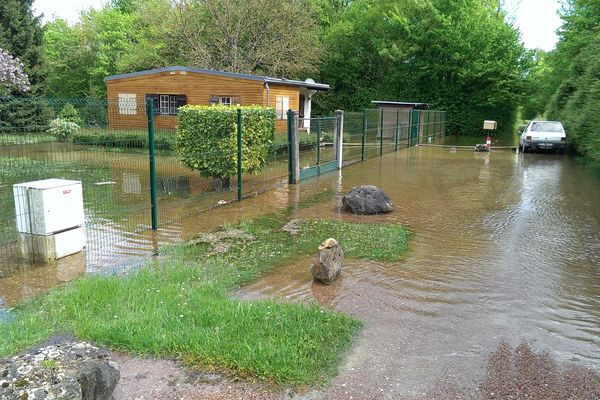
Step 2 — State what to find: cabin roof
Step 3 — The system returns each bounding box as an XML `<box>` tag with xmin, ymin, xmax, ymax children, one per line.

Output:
<box><xmin>104</xmin><ymin>66</ymin><xmax>330</xmax><ymax>91</ymax></box>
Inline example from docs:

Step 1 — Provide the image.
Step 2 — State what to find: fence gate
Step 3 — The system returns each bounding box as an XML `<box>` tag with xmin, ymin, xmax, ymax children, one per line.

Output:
<box><xmin>287</xmin><ymin>110</ymin><xmax>343</xmax><ymax>183</ymax></box>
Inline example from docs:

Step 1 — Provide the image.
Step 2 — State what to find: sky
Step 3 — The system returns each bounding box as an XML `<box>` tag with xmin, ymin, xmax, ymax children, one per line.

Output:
<box><xmin>33</xmin><ymin>0</ymin><xmax>563</xmax><ymax>51</ymax></box>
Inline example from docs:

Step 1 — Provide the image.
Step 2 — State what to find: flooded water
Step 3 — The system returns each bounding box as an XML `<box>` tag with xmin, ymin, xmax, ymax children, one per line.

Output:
<box><xmin>239</xmin><ymin>147</ymin><xmax>600</xmax><ymax>397</ymax></box>
<box><xmin>2</xmin><ymin>145</ymin><xmax>600</xmax><ymax>397</ymax></box>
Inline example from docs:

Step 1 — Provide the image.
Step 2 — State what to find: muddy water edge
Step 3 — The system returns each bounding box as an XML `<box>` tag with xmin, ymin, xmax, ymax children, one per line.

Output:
<box><xmin>2</xmin><ymin>146</ymin><xmax>600</xmax><ymax>398</ymax></box>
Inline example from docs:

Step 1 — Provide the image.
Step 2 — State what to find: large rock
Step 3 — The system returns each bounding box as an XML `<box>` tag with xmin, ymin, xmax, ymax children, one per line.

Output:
<box><xmin>311</xmin><ymin>238</ymin><xmax>344</xmax><ymax>285</ymax></box>
<box><xmin>0</xmin><ymin>341</ymin><xmax>120</xmax><ymax>400</ymax></box>
<box><xmin>342</xmin><ymin>185</ymin><xmax>393</xmax><ymax>215</ymax></box>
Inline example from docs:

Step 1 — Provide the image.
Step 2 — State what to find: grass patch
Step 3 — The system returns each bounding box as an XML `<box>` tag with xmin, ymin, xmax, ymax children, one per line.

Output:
<box><xmin>0</xmin><ymin>211</ymin><xmax>411</xmax><ymax>385</ymax></box>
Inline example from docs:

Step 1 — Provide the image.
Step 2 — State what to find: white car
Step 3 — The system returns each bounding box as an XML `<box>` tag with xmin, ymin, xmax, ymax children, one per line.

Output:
<box><xmin>519</xmin><ymin>121</ymin><xmax>566</xmax><ymax>153</ymax></box>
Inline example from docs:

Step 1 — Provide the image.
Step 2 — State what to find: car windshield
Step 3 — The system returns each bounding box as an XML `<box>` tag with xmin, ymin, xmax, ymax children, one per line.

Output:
<box><xmin>531</xmin><ymin>122</ymin><xmax>563</xmax><ymax>132</ymax></box>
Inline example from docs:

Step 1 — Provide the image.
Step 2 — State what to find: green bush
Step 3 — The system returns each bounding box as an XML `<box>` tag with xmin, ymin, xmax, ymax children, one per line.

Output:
<box><xmin>176</xmin><ymin>105</ymin><xmax>275</xmax><ymax>180</ymax></box>
<box><xmin>57</xmin><ymin>103</ymin><xmax>83</xmax><ymax>126</ymax></box>
<box><xmin>47</xmin><ymin>118</ymin><xmax>80</xmax><ymax>142</ymax></box>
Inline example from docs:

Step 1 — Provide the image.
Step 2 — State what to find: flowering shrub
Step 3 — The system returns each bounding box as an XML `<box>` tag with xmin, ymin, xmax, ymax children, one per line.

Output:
<box><xmin>0</xmin><ymin>48</ymin><xmax>30</xmax><ymax>94</ymax></box>
<box><xmin>48</xmin><ymin>118</ymin><xmax>80</xmax><ymax>142</ymax></box>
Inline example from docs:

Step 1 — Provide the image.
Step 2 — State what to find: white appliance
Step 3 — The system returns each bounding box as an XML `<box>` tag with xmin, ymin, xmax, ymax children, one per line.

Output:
<box><xmin>13</xmin><ymin>179</ymin><xmax>86</xmax><ymax>260</ymax></box>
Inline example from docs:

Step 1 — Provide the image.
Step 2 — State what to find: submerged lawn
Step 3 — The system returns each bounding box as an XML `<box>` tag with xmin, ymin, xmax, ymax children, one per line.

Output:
<box><xmin>0</xmin><ymin>215</ymin><xmax>411</xmax><ymax>385</ymax></box>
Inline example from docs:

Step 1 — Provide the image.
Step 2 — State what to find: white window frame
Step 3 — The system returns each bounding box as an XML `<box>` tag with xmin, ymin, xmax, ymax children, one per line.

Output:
<box><xmin>220</xmin><ymin>96</ymin><xmax>232</xmax><ymax>106</ymax></box>
<box><xmin>159</xmin><ymin>95</ymin><xmax>170</xmax><ymax>115</ymax></box>
<box><xmin>275</xmin><ymin>96</ymin><xmax>289</xmax><ymax>120</ymax></box>
<box><xmin>118</xmin><ymin>93</ymin><xmax>137</xmax><ymax>115</ymax></box>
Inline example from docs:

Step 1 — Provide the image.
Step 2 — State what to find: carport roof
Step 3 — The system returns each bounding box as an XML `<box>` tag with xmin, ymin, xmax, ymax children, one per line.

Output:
<box><xmin>371</xmin><ymin>100</ymin><xmax>430</xmax><ymax>109</ymax></box>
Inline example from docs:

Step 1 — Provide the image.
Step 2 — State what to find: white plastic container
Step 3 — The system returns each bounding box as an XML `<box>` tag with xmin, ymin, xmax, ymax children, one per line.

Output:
<box><xmin>13</xmin><ymin>179</ymin><xmax>85</xmax><ymax>260</ymax></box>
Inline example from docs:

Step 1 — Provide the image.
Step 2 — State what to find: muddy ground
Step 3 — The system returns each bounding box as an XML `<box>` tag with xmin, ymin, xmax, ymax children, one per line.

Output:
<box><xmin>112</xmin><ymin>342</ymin><xmax>600</xmax><ymax>400</ymax></box>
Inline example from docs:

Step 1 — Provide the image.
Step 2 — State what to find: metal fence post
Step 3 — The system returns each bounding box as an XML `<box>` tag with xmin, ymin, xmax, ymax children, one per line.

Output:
<box><xmin>287</xmin><ymin>110</ymin><xmax>299</xmax><ymax>184</ymax></box>
<box><xmin>316</xmin><ymin>116</ymin><xmax>321</xmax><ymax>165</ymax></box>
<box><xmin>146</xmin><ymin>98</ymin><xmax>158</xmax><ymax>230</ymax></box>
<box><xmin>236</xmin><ymin>108</ymin><xmax>242</xmax><ymax>201</ymax></box>
<box><xmin>335</xmin><ymin>110</ymin><xmax>344</xmax><ymax>169</ymax></box>
<box><xmin>379</xmin><ymin>109</ymin><xmax>384</xmax><ymax>156</ymax></box>
<box><xmin>408</xmin><ymin>109</ymin><xmax>413</xmax><ymax>147</ymax></box>
<box><xmin>361</xmin><ymin>109</ymin><xmax>366</xmax><ymax>161</ymax></box>
<box><xmin>395</xmin><ymin>109</ymin><xmax>400</xmax><ymax>152</ymax></box>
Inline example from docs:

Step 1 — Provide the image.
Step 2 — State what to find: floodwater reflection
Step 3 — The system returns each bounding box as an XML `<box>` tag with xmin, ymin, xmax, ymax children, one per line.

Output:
<box><xmin>239</xmin><ymin>147</ymin><xmax>600</xmax><ymax>397</ymax></box>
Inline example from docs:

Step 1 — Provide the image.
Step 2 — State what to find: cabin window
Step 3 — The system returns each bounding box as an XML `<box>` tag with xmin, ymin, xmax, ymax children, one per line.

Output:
<box><xmin>211</xmin><ymin>96</ymin><xmax>240</xmax><ymax>106</ymax></box>
<box><xmin>118</xmin><ymin>93</ymin><xmax>137</xmax><ymax>115</ymax></box>
<box><xmin>275</xmin><ymin>96</ymin><xmax>289</xmax><ymax>120</ymax></box>
<box><xmin>145</xmin><ymin>94</ymin><xmax>187</xmax><ymax>115</ymax></box>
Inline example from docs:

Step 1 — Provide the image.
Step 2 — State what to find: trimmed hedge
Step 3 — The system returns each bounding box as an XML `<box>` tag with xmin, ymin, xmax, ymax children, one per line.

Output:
<box><xmin>176</xmin><ymin>105</ymin><xmax>275</xmax><ymax>179</ymax></box>
<box><xmin>72</xmin><ymin>129</ymin><xmax>175</xmax><ymax>150</ymax></box>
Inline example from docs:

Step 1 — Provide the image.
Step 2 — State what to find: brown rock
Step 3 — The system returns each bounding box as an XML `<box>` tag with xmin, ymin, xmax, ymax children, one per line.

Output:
<box><xmin>311</xmin><ymin>238</ymin><xmax>344</xmax><ymax>285</ymax></box>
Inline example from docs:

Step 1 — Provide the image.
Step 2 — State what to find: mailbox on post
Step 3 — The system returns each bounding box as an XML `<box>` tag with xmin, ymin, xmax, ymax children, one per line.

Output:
<box><xmin>483</xmin><ymin>120</ymin><xmax>497</xmax><ymax>150</ymax></box>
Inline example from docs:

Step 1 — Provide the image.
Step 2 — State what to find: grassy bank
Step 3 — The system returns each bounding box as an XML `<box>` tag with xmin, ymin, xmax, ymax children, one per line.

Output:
<box><xmin>0</xmin><ymin>214</ymin><xmax>411</xmax><ymax>385</ymax></box>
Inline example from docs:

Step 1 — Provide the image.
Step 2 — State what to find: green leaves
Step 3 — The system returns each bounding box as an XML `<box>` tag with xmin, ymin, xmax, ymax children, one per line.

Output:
<box><xmin>176</xmin><ymin>106</ymin><xmax>276</xmax><ymax>180</ymax></box>
<box><xmin>317</xmin><ymin>0</ymin><xmax>528</xmax><ymax>136</ymax></box>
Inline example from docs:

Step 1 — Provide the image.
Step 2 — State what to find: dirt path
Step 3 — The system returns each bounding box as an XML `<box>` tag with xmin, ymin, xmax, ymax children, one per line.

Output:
<box><xmin>111</xmin><ymin>353</ymin><xmax>291</xmax><ymax>400</ymax></box>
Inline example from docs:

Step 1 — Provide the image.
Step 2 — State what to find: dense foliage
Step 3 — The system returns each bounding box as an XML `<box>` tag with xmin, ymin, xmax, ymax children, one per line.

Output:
<box><xmin>0</xmin><ymin>0</ymin><xmax>48</xmax><ymax>129</ymax></box>
<box><xmin>315</xmin><ymin>0</ymin><xmax>529</xmax><ymax>136</ymax></box>
<box><xmin>40</xmin><ymin>0</ymin><xmax>528</xmax><ymax>139</ymax></box>
<box><xmin>176</xmin><ymin>105</ymin><xmax>275</xmax><ymax>180</ymax></box>
<box><xmin>524</xmin><ymin>0</ymin><xmax>600</xmax><ymax>161</ymax></box>
<box><xmin>44</xmin><ymin>0</ymin><xmax>322</xmax><ymax>98</ymax></box>
<box><xmin>0</xmin><ymin>0</ymin><xmax>46</xmax><ymax>95</ymax></box>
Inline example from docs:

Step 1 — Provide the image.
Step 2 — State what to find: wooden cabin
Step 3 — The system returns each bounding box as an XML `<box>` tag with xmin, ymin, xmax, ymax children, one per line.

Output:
<box><xmin>104</xmin><ymin>66</ymin><xmax>329</xmax><ymax>133</ymax></box>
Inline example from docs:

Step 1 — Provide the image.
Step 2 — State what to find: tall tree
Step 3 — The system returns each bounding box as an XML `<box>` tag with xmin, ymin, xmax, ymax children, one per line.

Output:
<box><xmin>165</xmin><ymin>0</ymin><xmax>322</xmax><ymax>78</ymax></box>
<box><xmin>44</xmin><ymin>0</ymin><xmax>323</xmax><ymax>98</ymax></box>
<box><xmin>316</xmin><ymin>0</ymin><xmax>529</xmax><ymax>135</ymax></box>
<box><xmin>543</xmin><ymin>0</ymin><xmax>600</xmax><ymax>161</ymax></box>
<box><xmin>0</xmin><ymin>0</ymin><xmax>46</xmax><ymax>95</ymax></box>
<box><xmin>45</xmin><ymin>8</ymin><xmax>138</xmax><ymax>98</ymax></box>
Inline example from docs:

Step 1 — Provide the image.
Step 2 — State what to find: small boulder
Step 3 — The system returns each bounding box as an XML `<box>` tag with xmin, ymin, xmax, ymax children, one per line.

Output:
<box><xmin>342</xmin><ymin>185</ymin><xmax>393</xmax><ymax>215</ymax></box>
<box><xmin>0</xmin><ymin>341</ymin><xmax>120</xmax><ymax>400</ymax></box>
<box><xmin>311</xmin><ymin>238</ymin><xmax>344</xmax><ymax>285</ymax></box>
